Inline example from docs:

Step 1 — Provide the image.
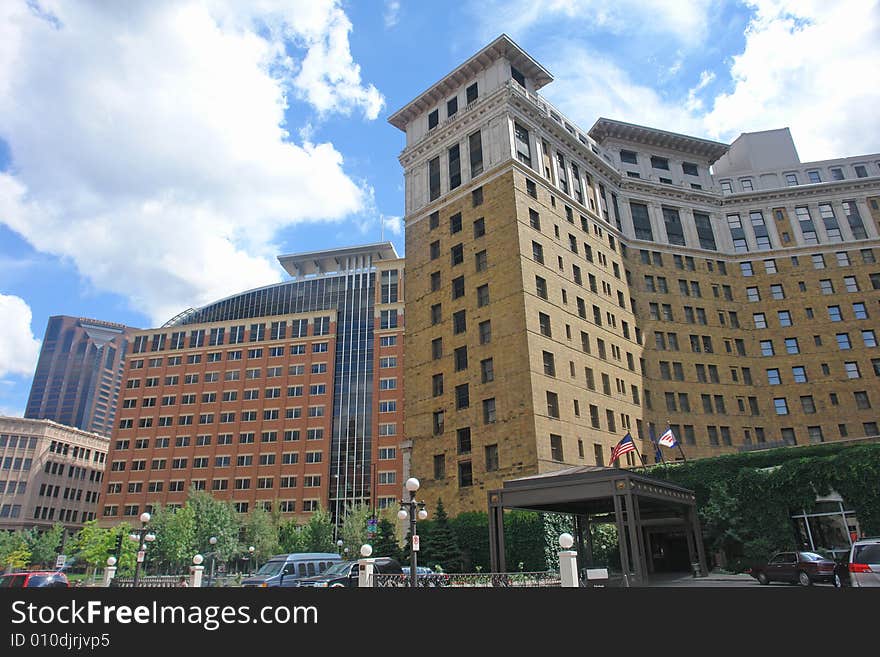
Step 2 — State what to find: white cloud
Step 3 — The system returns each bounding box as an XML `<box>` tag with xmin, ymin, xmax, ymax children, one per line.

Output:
<box><xmin>473</xmin><ymin>0</ymin><xmax>714</xmax><ymax>44</ymax></box>
<box><xmin>0</xmin><ymin>294</ymin><xmax>40</xmax><ymax>379</ymax></box>
<box><xmin>541</xmin><ymin>44</ymin><xmax>706</xmax><ymax>137</ymax></box>
<box><xmin>685</xmin><ymin>70</ymin><xmax>716</xmax><ymax>112</ymax></box>
<box><xmin>348</xmin><ymin>213</ymin><xmax>402</xmax><ymax>240</ymax></box>
<box><xmin>384</xmin><ymin>1</ymin><xmax>401</xmax><ymax>28</ymax></box>
<box><xmin>703</xmin><ymin>0</ymin><xmax>880</xmax><ymax>160</ymax></box>
<box><xmin>0</xmin><ymin>1</ymin><xmax>384</xmax><ymax>325</ymax></box>
<box><xmin>382</xmin><ymin>215</ymin><xmax>403</xmax><ymax>236</ymax></box>
<box><xmin>510</xmin><ymin>2</ymin><xmax>880</xmax><ymax>161</ymax></box>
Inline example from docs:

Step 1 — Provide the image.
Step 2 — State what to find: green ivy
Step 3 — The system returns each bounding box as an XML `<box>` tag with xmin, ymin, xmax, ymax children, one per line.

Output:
<box><xmin>648</xmin><ymin>442</ymin><xmax>880</xmax><ymax>571</ymax></box>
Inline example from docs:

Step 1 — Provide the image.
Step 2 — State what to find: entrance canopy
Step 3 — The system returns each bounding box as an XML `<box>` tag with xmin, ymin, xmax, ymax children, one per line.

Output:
<box><xmin>487</xmin><ymin>466</ymin><xmax>708</xmax><ymax>583</ymax></box>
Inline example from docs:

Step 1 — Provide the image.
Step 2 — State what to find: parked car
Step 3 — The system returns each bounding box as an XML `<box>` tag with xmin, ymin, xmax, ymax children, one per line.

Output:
<box><xmin>0</xmin><ymin>571</ymin><xmax>69</xmax><ymax>588</ymax></box>
<box><xmin>240</xmin><ymin>553</ymin><xmax>341</xmax><ymax>587</ymax></box>
<box><xmin>298</xmin><ymin>557</ymin><xmax>403</xmax><ymax>587</ymax></box>
<box><xmin>846</xmin><ymin>537</ymin><xmax>880</xmax><ymax>587</ymax></box>
<box><xmin>748</xmin><ymin>551</ymin><xmax>836</xmax><ymax>586</ymax></box>
<box><xmin>401</xmin><ymin>566</ymin><xmax>434</xmax><ymax>576</ymax></box>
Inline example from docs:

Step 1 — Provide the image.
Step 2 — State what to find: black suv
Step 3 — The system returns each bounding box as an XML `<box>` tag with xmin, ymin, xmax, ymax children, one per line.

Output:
<box><xmin>298</xmin><ymin>558</ymin><xmax>402</xmax><ymax>588</ymax></box>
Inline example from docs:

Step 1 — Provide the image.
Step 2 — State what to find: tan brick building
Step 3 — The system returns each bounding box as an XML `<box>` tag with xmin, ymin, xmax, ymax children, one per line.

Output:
<box><xmin>101</xmin><ymin>244</ymin><xmax>405</xmax><ymax>526</ymax></box>
<box><xmin>0</xmin><ymin>416</ymin><xmax>108</xmax><ymax>532</ymax></box>
<box><xmin>390</xmin><ymin>35</ymin><xmax>880</xmax><ymax>515</ymax></box>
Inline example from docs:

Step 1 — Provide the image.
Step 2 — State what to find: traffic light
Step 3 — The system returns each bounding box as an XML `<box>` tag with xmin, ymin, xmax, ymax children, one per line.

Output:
<box><xmin>109</xmin><ymin>533</ymin><xmax>123</xmax><ymax>556</ymax></box>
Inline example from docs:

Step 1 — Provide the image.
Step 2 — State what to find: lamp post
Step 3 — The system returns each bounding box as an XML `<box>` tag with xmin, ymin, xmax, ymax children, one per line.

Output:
<box><xmin>336</xmin><ymin>539</ymin><xmax>344</xmax><ymax>555</ymax></box>
<box><xmin>248</xmin><ymin>546</ymin><xmax>256</xmax><ymax>573</ymax></box>
<box><xmin>207</xmin><ymin>536</ymin><xmax>218</xmax><ymax>587</ymax></box>
<box><xmin>129</xmin><ymin>512</ymin><xmax>155</xmax><ymax>588</ymax></box>
<box><xmin>397</xmin><ymin>477</ymin><xmax>428</xmax><ymax>588</ymax></box>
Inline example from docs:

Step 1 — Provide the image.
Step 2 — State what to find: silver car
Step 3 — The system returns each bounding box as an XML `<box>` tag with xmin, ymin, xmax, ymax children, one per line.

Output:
<box><xmin>848</xmin><ymin>538</ymin><xmax>880</xmax><ymax>587</ymax></box>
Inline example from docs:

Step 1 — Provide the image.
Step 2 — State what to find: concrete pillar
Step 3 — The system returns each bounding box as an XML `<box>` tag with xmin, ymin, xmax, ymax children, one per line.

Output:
<box><xmin>558</xmin><ymin>551</ymin><xmax>579</xmax><ymax>588</ymax></box>
<box><xmin>358</xmin><ymin>558</ymin><xmax>376</xmax><ymax>588</ymax></box>
<box><xmin>189</xmin><ymin>565</ymin><xmax>204</xmax><ymax>588</ymax></box>
<box><xmin>102</xmin><ymin>566</ymin><xmax>116</xmax><ymax>588</ymax></box>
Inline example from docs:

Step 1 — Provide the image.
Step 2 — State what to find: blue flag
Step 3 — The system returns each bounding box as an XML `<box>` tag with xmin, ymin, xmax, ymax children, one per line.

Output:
<box><xmin>649</xmin><ymin>426</ymin><xmax>662</xmax><ymax>463</ymax></box>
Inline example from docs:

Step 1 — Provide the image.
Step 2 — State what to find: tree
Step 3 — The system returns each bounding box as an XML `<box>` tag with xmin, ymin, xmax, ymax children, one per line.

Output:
<box><xmin>187</xmin><ymin>490</ymin><xmax>239</xmax><ymax>560</ymax></box>
<box><xmin>422</xmin><ymin>499</ymin><xmax>462</xmax><ymax>572</ymax></box>
<box><xmin>149</xmin><ymin>504</ymin><xmax>196</xmax><ymax>571</ymax></box>
<box><xmin>339</xmin><ymin>503</ymin><xmax>371</xmax><ymax>556</ymax></box>
<box><xmin>278</xmin><ymin>519</ymin><xmax>308</xmax><ymax>553</ymax></box>
<box><xmin>302</xmin><ymin>507</ymin><xmax>335</xmax><ymax>553</ymax></box>
<box><xmin>97</xmin><ymin>523</ymin><xmax>139</xmax><ymax>576</ymax></box>
<box><xmin>24</xmin><ymin>524</ymin><xmax>64</xmax><ymax>568</ymax></box>
<box><xmin>450</xmin><ymin>512</ymin><xmax>490</xmax><ymax>571</ymax></box>
<box><xmin>372</xmin><ymin>518</ymin><xmax>401</xmax><ymax>562</ymax></box>
<box><xmin>242</xmin><ymin>506</ymin><xmax>280</xmax><ymax>565</ymax></box>
<box><xmin>70</xmin><ymin>521</ymin><xmax>113</xmax><ymax>576</ymax></box>
<box><xmin>0</xmin><ymin>531</ymin><xmax>30</xmax><ymax>571</ymax></box>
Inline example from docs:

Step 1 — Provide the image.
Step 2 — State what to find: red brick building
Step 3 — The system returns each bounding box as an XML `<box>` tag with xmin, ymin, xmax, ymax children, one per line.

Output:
<box><xmin>101</xmin><ymin>243</ymin><xmax>404</xmax><ymax>526</ymax></box>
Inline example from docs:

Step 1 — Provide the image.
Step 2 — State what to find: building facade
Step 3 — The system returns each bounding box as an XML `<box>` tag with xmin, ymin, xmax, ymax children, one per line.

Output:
<box><xmin>0</xmin><ymin>416</ymin><xmax>108</xmax><ymax>532</ymax></box>
<box><xmin>390</xmin><ymin>35</ymin><xmax>880</xmax><ymax>515</ymax></box>
<box><xmin>100</xmin><ymin>244</ymin><xmax>405</xmax><ymax>526</ymax></box>
<box><xmin>26</xmin><ymin>316</ymin><xmax>137</xmax><ymax>437</ymax></box>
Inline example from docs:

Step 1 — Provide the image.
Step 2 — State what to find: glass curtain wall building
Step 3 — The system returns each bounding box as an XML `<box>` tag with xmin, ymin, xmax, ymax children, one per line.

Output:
<box><xmin>101</xmin><ymin>244</ymin><xmax>404</xmax><ymax>527</ymax></box>
<box><xmin>26</xmin><ymin>316</ymin><xmax>137</xmax><ymax>437</ymax></box>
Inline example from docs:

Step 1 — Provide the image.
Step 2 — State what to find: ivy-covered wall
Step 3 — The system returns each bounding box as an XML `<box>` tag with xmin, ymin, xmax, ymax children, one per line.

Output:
<box><xmin>412</xmin><ymin>442</ymin><xmax>880</xmax><ymax>573</ymax></box>
<box><xmin>647</xmin><ymin>441</ymin><xmax>880</xmax><ymax>570</ymax></box>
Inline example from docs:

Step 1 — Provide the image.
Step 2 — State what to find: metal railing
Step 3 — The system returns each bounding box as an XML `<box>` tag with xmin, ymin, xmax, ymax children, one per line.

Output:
<box><xmin>110</xmin><ymin>575</ymin><xmax>186</xmax><ymax>588</ymax></box>
<box><xmin>373</xmin><ymin>571</ymin><xmax>561</xmax><ymax>588</ymax></box>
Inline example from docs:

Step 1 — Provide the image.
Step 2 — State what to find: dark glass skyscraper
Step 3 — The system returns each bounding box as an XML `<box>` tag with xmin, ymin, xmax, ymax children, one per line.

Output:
<box><xmin>25</xmin><ymin>316</ymin><xmax>137</xmax><ymax>437</ymax></box>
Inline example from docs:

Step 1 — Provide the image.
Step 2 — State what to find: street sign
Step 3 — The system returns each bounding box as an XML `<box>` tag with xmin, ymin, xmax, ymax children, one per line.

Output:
<box><xmin>55</xmin><ymin>555</ymin><xmax>66</xmax><ymax>569</ymax></box>
<box><xmin>412</xmin><ymin>535</ymin><xmax>420</xmax><ymax>552</ymax></box>
<box><xmin>136</xmin><ymin>550</ymin><xmax>145</xmax><ymax>563</ymax></box>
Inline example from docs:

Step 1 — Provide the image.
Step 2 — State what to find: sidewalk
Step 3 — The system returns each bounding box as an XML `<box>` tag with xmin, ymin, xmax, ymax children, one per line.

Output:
<box><xmin>644</xmin><ymin>571</ymin><xmax>757</xmax><ymax>587</ymax></box>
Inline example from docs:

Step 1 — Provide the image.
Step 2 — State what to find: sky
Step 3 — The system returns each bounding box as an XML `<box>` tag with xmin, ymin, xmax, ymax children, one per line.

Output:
<box><xmin>1</xmin><ymin>0</ymin><xmax>879</xmax><ymax>416</ymax></box>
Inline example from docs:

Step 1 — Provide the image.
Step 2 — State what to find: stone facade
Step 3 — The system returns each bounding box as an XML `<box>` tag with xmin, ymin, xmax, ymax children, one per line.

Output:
<box><xmin>392</xmin><ymin>35</ymin><xmax>880</xmax><ymax>516</ymax></box>
<box><xmin>0</xmin><ymin>416</ymin><xmax>108</xmax><ymax>532</ymax></box>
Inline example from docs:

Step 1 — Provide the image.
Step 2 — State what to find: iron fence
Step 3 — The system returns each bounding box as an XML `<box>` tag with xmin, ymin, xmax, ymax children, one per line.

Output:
<box><xmin>373</xmin><ymin>572</ymin><xmax>561</xmax><ymax>588</ymax></box>
<box><xmin>110</xmin><ymin>576</ymin><xmax>186</xmax><ymax>588</ymax></box>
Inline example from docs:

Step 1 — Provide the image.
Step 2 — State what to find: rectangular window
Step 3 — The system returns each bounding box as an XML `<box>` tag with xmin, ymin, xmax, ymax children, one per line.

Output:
<box><xmin>469</xmin><ymin>130</ymin><xmax>483</xmax><ymax>177</ymax></box>
<box><xmin>448</xmin><ymin>144</ymin><xmax>461</xmax><ymax>190</ymax></box>
<box><xmin>514</xmin><ymin>123</ymin><xmax>532</xmax><ymax>167</ymax></box>
<box><xmin>694</xmin><ymin>213</ymin><xmax>716</xmax><ymax>250</ymax></box>
<box><xmin>819</xmin><ymin>204</ymin><xmax>842</xmax><ymax>241</ymax></box>
<box><xmin>428</xmin><ymin>157</ymin><xmax>440</xmax><ymax>201</ymax></box>
<box><xmin>630</xmin><ymin>203</ymin><xmax>653</xmax><ymax>241</ymax></box>
<box><xmin>662</xmin><ymin>207</ymin><xmax>685</xmax><ymax>246</ymax></box>
<box><xmin>550</xmin><ymin>434</ymin><xmax>564</xmax><ymax>462</ymax></box>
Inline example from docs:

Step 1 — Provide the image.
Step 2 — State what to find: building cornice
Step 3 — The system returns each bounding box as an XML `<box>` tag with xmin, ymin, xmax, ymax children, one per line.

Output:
<box><xmin>589</xmin><ymin>117</ymin><xmax>729</xmax><ymax>163</ymax></box>
<box><xmin>719</xmin><ymin>177</ymin><xmax>880</xmax><ymax>206</ymax></box>
<box><xmin>388</xmin><ymin>34</ymin><xmax>552</xmax><ymax>131</ymax></box>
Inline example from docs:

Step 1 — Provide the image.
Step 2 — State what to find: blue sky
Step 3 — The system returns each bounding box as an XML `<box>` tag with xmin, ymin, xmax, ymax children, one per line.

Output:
<box><xmin>1</xmin><ymin>0</ymin><xmax>879</xmax><ymax>416</ymax></box>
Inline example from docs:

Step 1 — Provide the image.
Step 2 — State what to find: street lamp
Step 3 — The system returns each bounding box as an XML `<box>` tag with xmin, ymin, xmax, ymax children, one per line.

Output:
<box><xmin>336</xmin><ymin>539</ymin><xmax>344</xmax><ymax>555</ymax></box>
<box><xmin>248</xmin><ymin>546</ymin><xmax>256</xmax><ymax>573</ymax></box>
<box><xmin>129</xmin><ymin>512</ymin><xmax>155</xmax><ymax>588</ymax></box>
<box><xmin>207</xmin><ymin>536</ymin><xmax>218</xmax><ymax>587</ymax></box>
<box><xmin>398</xmin><ymin>477</ymin><xmax>428</xmax><ymax>588</ymax></box>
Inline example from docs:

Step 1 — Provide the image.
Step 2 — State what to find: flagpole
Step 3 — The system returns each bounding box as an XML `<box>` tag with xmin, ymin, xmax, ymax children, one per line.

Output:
<box><xmin>649</xmin><ymin>425</ymin><xmax>667</xmax><ymax>465</ymax></box>
<box><xmin>631</xmin><ymin>439</ymin><xmax>644</xmax><ymax>469</ymax></box>
<box><xmin>668</xmin><ymin>421</ymin><xmax>688</xmax><ymax>463</ymax></box>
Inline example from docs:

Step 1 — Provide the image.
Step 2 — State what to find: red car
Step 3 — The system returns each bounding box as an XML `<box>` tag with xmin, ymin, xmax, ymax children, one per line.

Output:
<box><xmin>0</xmin><ymin>571</ymin><xmax>69</xmax><ymax>588</ymax></box>
<box><xmin>749</xmin><ymin>551</ymin><xmax>836</xmax><ymax>586</ymax></box>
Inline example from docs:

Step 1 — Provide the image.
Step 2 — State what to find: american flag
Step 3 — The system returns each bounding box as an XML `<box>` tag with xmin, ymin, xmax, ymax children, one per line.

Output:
<box><xmin>609</xmin><ymin>433</ymin><xmax>636</xmax><ymax>463</ymax></box>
